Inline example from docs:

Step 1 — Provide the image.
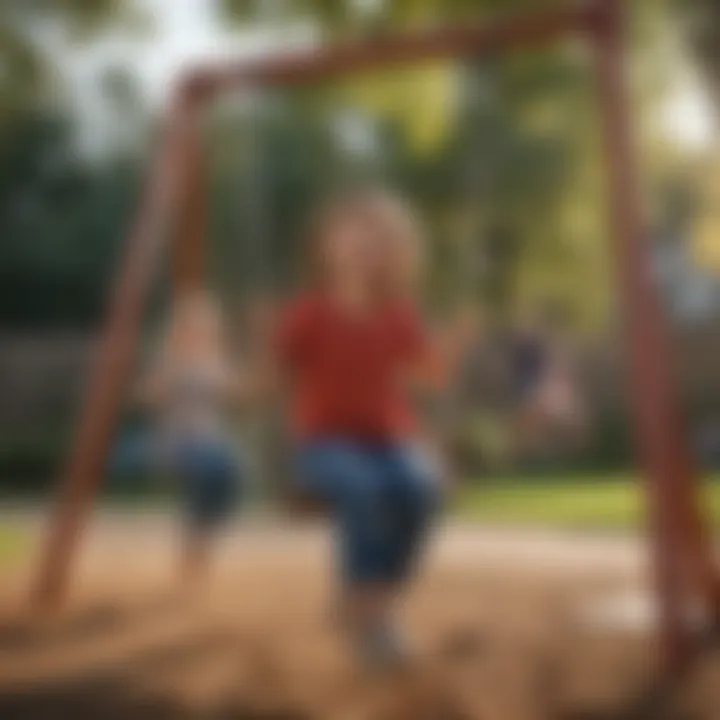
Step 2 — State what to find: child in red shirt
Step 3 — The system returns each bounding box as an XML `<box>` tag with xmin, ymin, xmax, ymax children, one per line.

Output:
<box><xmin>275</xmin><ymin>190</ymin><xmax>451</xmax><ymax>668</ymax></box>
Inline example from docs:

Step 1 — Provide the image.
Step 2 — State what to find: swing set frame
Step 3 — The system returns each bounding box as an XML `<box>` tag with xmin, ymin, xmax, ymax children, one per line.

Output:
<box><xmin>31</xmin><ymin>0</ymin><xmax>719</xmax><ymax>674</ymax></box>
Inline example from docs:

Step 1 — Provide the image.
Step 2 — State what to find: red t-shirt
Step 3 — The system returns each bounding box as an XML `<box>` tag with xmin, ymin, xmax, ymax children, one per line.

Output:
<box><xmin>276</xmin><ymin>293</ymin><xmax>428</xmax><ymax>441</ymax></box>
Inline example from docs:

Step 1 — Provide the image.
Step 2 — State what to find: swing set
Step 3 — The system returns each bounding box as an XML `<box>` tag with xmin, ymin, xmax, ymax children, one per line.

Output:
<box><xmin>31</xmin><ymin>0</ymin><xmax>719</xmax><ymax>674</ymax></box>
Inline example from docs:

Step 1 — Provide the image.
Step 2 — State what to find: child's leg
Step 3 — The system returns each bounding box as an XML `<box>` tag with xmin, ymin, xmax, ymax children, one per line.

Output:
<box><xmin>177</xmin><ymin>438</ymin><xmax>242</xmax><ymax>584</ymax></box>
<box><xmin>181</xmin><ymin>525</ymin><xmax>211</xmax><ymax>584</ymax></box>
<box><xmin>297</xmin><ymin>441</ymin><xmax>439</xmax><ymax>667</ymax></box>
<box><xmin>297</xmin><ymin>441</ymin><xmax>391</xmax><ymax>590</ymax></box>
<box><xmin>380</xmin><ymin>444</ymin><xmax>441</xmax><ymax>587</ymax></box>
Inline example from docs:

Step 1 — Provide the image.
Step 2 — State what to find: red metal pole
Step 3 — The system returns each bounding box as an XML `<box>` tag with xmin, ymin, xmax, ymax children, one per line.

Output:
<box><xmin>184</xmin><ymin>3</ymin><xmax>594</xmax><ymax>98</ymax></box>
<box><xmin>588</xmin><ymin>0</ymin><xmax>703</xmax><ymax>670</ymax></box>
<box><xmin>174</xmin><ymin>119</ymin><xmax>206</xmax><ymax>295</ymax></box>
<box><xmin>31</xmin><ymin>93</ymin><xmax>195</xmax><ymax>608</ymax></box>
<box><xmin>671</xmin><ymin>401</ymin><xmax>720</xmax><ymax>630</ymax></box>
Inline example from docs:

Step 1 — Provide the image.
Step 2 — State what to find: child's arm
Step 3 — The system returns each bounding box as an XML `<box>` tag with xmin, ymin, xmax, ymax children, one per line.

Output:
<box><xmin>402</xmin><ymin>306</ymin><xmax>480</xmax><ymax>395</ymax></box>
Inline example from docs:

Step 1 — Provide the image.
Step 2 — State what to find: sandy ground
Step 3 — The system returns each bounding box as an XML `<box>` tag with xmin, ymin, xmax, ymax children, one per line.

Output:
<box><xmin>0</xmin><ymin>511</ymin><xmax>719</xmax><ymax>719</ymax></box>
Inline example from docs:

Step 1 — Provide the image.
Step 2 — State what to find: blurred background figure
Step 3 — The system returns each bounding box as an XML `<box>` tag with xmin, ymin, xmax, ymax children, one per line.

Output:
<box><xmin>510</xmin><ymin>308</ymin><xmax>588</xmax><ymax>466</ymax></box>
<box><xmin>112</xmin><ymin>292</ymin><xmax>246</xmax><ymax>584</ymax></box>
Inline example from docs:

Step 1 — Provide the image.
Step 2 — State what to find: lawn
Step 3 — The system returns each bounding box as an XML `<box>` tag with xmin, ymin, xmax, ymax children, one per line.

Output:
<box><xmin>454</xmin><ymin>472</ymin><xmax>720</xmax><ymax>530</ymax></box>
<box><xmin>0</xmin><ymin>525</ymin><xmax>30</xmax><ymax>568</ymax></box>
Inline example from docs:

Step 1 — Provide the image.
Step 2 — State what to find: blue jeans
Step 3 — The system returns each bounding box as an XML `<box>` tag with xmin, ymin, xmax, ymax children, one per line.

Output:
<box><xmin>172</xmin><ymin>437</ymin><xmax>242</xmax><ymax>531</ymax></box>
<box><xmin>110</xmin><ymin>431</ymin><xmax>242</xmax><ymax>530</ymax></box>
<box><xmin>296</xmin><ymin>439</ymin><xmax>441</xmax><ymax>585</ymax></box>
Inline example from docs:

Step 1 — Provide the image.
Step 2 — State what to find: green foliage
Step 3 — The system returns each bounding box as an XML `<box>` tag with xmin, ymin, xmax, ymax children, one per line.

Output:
<box><xmin>0</xmin><ymin>0</ymin><xmax>709</xmax><ymax>331</ymax></box>
<box><xmin>0</xmin><ymin>24</ymin><xmax>47</xmax><ymax>136</ymax></box>
<box><xmin>0</xmin><ymin>114</ymin><xmax>143</xmax><ymax>328</ymax></box>
<box><xmin>0</xmin><ymin>1</ymin><xmax>149</xmax><ymax>328</ymax></box>
<box><xmin>216</xmin><ymin>0</ymin><xmax>621</xmax><ymax>326</ymax></box>
<box><xmin>455</xmin><ymin>475</ymin><xmax>720</xmax><ymax>530</ymax></box>
<box><xmin>0</xmin><ymin>526</ymin><xmax>30</xmax><ymax>567</ymax></box>
<box><xmin>0</xmin><ymin>428</ymin><xmax>70</xmax><ymax>489</ymax></box>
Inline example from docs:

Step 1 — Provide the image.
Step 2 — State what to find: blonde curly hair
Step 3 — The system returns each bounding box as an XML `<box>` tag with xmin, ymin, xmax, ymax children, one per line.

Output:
<box><xmin>307</xmin><ymin>186</ymin><xmax>426</xmax><ymax>299</ymax></box>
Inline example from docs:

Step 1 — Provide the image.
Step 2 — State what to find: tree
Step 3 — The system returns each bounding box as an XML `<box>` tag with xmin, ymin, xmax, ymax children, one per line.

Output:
<box><xmin>213</xmin><ymin>0</ymin><xmax>656</xmax><ymax>328</ymax></box>
<box><xmin>0</xmin><ymin>1</ymin><xmax>152</xmax><ymax>328</ymax></box>
<box><xmin>0</xmin><ymin>112</ymin><xmax>143</xmax><ymax>328</ymax></box>
<box><xmin>0</xmin><ymin>23</ymin><xmax>47</xmax><ymax>142</ymax></box>
<box><xmin>0</xmin><ymin>0</ymin><xmax>145</xmax><ymax>126</ymax></box>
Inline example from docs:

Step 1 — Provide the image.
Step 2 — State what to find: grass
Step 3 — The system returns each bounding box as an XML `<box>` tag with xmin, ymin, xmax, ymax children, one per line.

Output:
<box><xmin>454</xmin><ymin>472</ymin><xmax>720</xmax><ymax>530</ymax></box>
<box><xmin>0</xmin><ymin>526</ymin><xmax>30</xmax><ymax>568</ymax></box>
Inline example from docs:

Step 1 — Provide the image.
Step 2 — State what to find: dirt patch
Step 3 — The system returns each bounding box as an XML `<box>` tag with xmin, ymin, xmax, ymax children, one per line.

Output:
<box><xmin>0</xmin><ymin>528</ymin><xmax>718</xmax><ymax>719</ymax></box>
